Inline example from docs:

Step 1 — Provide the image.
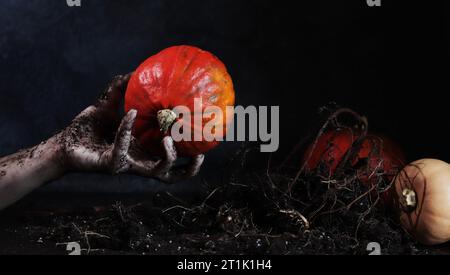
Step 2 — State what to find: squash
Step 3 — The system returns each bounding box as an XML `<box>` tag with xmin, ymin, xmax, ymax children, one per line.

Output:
<box><xmin>393</xmin><ymin>159</ymin><xmax>450</xmax><ymax>245</ymax></box>
<box><xmin>303</xmin><ymin>128</ymin><xmax>355</xmax><ymax>177</ymax></box>
<box><xmin>303</xmin><ymin>129</ymin><xmax>406</xmax><ymax>206</ymax></box>
<box><xmin>125</xmin><ymin>45</ymin><xmax>235</xmax><ymax>157</ymax></box>
<box><xmin>303</xmin><ymin>129</ymin><xmax>405</xmax><ymax>181</ymax></box>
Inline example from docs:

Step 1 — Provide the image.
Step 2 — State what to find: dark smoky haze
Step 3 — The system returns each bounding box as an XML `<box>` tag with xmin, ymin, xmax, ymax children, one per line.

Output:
<box><xmin>0</xmin><ymin>0</ymin><xmax>448</xmax><ymax>194</ymax></box>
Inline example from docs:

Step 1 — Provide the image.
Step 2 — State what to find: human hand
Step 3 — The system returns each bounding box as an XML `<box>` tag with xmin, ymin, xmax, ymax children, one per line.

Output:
<box><xmin>57</xmin><ymin>74</ymin><xmax>204</xmax><ymax>182</ymax></box>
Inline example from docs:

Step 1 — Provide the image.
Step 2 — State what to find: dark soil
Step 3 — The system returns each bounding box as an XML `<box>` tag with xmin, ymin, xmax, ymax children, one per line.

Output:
<box><xmin>0</xmin><ymin>145</ymin><xmax>447</xmax><ymax>255</ymax></box>
<box><xmin>1</xmin><ymin>168</ymin><xmax>448</xmax><ymax>255</ymax></box>
<box><xmin>1</xmin><ymin>106</ymin><xmax>449</xmax><ymax>255</ymax></box>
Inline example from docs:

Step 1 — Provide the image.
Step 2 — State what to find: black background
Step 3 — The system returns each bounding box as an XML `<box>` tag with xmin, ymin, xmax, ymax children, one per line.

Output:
<box><xmin>0</xmin><ymin>0</ymin><xmax>448</xmax><ymax>194</ymax></box>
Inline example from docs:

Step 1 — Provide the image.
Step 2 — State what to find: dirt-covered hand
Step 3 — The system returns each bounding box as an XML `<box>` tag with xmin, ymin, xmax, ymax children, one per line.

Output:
<box><xmin>57</xmin><ymin>74</ymin><xmax>204</xmax><ymax>182</ymax></box>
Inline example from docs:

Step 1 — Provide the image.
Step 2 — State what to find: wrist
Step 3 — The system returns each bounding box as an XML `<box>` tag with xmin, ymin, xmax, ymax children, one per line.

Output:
<box><xmin>41</xmin><ymin>134</ymin><xmax>68</xmax><ymax>175</ymax></box>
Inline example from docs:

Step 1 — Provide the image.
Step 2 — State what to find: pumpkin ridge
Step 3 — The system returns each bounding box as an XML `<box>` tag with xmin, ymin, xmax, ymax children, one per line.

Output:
<box><xmin>166</xmin><ymin>46</ymin><xmax>197</xmax><ymax>100</ymax></box>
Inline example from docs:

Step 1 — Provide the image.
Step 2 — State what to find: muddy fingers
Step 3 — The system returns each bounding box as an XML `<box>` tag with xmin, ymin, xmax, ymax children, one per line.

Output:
<box><xmin>97</xmin><ymin>73</ymin><xmax>133</xmax><ymax>110</ymax></box>
<box><xmin>154</xmin><ymin>136</ymin><xmax>177</xmax><ymax>178</ymax></box>
<box><xmin>111</xmin><ymin>109</ymin><xmax>137</xmax><ymax>173</ymax></box>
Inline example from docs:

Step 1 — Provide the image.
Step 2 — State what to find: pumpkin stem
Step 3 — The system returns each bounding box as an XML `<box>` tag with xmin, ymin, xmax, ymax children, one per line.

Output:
<box><xmin>400</xmin><ymin>188</ymin><xmax>417</xmax><ymax>212</ymax></box>
<box><xmin>157</xmin><ymin>109</ymin><xmax>177</xmax><ymax>133</ymax></box>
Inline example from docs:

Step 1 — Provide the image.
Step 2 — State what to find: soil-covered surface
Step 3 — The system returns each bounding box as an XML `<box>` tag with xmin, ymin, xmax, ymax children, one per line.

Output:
<box><xmin>1</xmin><ymin>107</ymin><xmax>449</xmax><ymax>255</ymax></box>
<box><xmin>1</xmin><ymin>147</ymin><xmax>449</xmax><ymax>255</ymax></box>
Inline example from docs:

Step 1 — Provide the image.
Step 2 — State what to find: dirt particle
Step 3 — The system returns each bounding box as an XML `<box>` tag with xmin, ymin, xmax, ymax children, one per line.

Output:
<box><xmin>0</xmin><ymin>170</ymin><xmax>6</xmax><ymax>177</ymax></box>
<box><xmin>28</xmin><ymin>147</ymin><xmax>37</xmax><ymax>159</ymax></box>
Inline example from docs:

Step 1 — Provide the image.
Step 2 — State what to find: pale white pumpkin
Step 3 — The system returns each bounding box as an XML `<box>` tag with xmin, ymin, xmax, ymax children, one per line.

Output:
<box><xmin>394</xmin><ymin>159</ymin><xmax>450</xmax><ymax>245</ymax></box>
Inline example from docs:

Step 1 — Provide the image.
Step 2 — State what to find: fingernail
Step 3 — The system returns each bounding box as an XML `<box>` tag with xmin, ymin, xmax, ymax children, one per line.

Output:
<box><xmin>128</xmin><ymin>109</ymin><xmax>138</xmax><ymax>119</ymax></box>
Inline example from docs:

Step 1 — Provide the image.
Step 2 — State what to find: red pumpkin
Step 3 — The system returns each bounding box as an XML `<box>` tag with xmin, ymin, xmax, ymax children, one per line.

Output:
<box><xmin>303</xmin><ymin>129</ymin><xmax>406</xmax><ymax>206</ymax></box>
<box><xmin>125</xmin><ymin>45</ymin><xmax>235</xmax><ymax>157</ymax></box>
<box><xmin>303</xmin><ymin>128</ymin><xmax>356</xmax><ymax>177</ymax></box>
<box><xmin>356</xmin><ymin>134</ymin><xmax>406</xmax><ymax>184</ymax></box>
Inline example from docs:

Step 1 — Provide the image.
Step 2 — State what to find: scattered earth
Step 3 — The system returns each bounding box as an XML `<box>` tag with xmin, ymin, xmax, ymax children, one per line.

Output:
<box><xmin>1</xmin><ymin>106</ymin><xmax>449</xmax><ymax>255</ymax></box>
<box><xmin>1</xmin><ymin>147</ymin><xmax>448</xmax><ymax>255</ymax></box>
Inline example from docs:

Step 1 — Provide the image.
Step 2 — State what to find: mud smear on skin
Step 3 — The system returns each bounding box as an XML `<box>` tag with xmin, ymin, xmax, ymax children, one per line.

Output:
<box><xmin>0</xmin><ymin>147</ymin><xmax>35</xmax><ymax>168</ymax></box>
<box><xmin>60</xmin><ymin>114</ymin><xmax>111</xmax><ymax>154</ymax></box>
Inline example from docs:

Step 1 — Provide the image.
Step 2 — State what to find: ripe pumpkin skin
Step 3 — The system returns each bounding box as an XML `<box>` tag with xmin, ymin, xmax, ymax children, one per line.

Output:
<box><xmin>303</xmin><ymin>129</ymin><xmax>406</xmax><ymax>206</ymax></box>
<box><xmin>357</xmin><ymin>135</ymin><xmax>406</xmax><ymax>183</ymax></box>
<box><xmin>302</xmin><ymin>128</ymin><xmax>355</xmax><ymax>177</ymax></box>
<box><xmin>394</xmin><ymin>159</ymin><xmax>450</xmax><ymax>245</ymax></box>
<box><xmin>303</xmin><ymin>129</ymin><xmax>405</xmax><ymax>181</ymax></box>
<box><xmin>125</xmin><ymin>45</ymin><xmax>235</xmax><ymax>157</ymax></box>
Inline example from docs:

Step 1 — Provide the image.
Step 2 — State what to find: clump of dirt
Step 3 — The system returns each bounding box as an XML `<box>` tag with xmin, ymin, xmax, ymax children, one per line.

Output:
<box><xmin>26</xmin><ymin>105</ymin><xmax>449</xmax><ymax>255</ymax></box>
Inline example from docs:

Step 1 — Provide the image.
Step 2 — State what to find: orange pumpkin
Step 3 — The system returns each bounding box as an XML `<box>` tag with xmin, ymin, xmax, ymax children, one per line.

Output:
<box><xmin>125</xmin><ymin>45</ymin><xmax>235</xmax><ymax>157</ymax></box>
